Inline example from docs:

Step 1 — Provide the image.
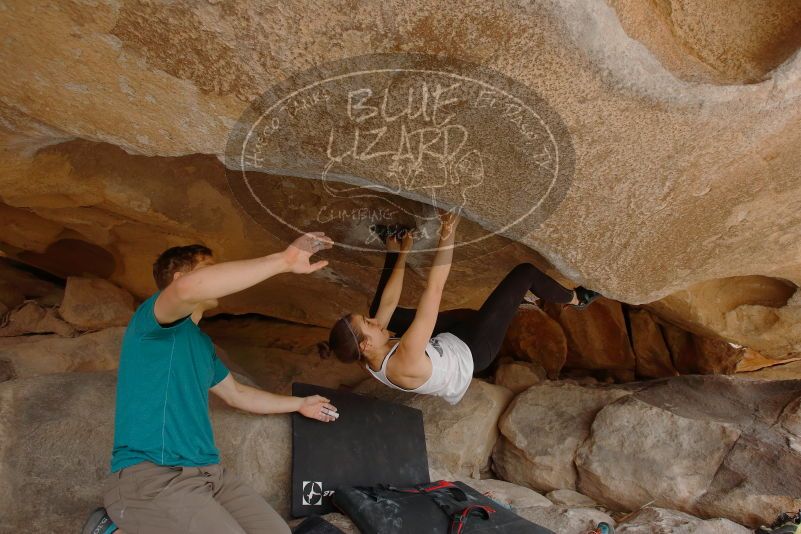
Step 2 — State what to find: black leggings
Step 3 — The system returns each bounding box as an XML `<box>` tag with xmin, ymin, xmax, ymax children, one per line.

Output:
<box><xmin>370</xmin><ymin>255</ymin><xmax>575</xmax><ymax>373</ymax></box>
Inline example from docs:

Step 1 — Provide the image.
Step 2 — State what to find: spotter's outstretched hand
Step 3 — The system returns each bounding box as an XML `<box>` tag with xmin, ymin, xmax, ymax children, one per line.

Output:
<box><xmin>283</xmin><ymin>232</ymin><xmax>334</xmax><ymax>274</ymax></box>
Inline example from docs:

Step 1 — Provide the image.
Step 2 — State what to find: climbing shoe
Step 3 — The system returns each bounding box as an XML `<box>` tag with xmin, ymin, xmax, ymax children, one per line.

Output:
<box><xmin>571</xmin><ymin>286</ymin><xmax>602</xmax><ymax>309</ymax></box>
<box><xmin>756</xmin><ymin>510</ymin><xmax>801</xmax><ymax>534</ymax></box>
<box><xmin>586</xmin><ymin>522</ymin><xmax>615</xmax><ymax>534</ymax></box>
<box><xmin>81</xmin><ymin>507</ymin><xmax>118</xmax><ymax>534</ymax></box>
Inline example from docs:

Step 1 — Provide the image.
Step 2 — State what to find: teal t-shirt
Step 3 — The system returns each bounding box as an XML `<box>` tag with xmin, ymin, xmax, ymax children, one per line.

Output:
<box><xmin>110</xmin><ymin>292</ymin><xmax>230</xmax><ymax>472</ymax></box>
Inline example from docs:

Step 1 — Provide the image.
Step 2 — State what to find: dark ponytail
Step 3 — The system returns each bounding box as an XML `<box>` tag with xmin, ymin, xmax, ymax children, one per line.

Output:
<box><xmin>325</xmin><ymin>314</ymin><xmax>363</xmax><ymax>363</ymax></box>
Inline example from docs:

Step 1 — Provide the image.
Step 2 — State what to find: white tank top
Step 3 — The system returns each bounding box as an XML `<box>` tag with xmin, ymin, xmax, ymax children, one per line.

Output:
<box><xmin>366</xmin><ymin>332</ymin><xmax>474</xmax><ymax>405</ymax></box>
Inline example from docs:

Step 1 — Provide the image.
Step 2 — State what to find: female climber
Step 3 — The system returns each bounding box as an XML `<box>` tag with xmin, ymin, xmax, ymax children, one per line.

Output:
<box><xmin>320</xmin><ymin>211</ymin><xmax>601</xmax><ymax>405</ymax></box>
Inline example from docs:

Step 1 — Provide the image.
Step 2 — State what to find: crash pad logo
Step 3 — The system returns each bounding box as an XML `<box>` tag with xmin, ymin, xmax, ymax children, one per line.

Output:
<box><xmin>226</xmin><ymin>53</ymin><xmax>574</xmax><ymax>257</ymax></box>
<box><xmin>302</xmin><ymin>481</ymin><xmax>333</xmax><ymax>505</ymax></box>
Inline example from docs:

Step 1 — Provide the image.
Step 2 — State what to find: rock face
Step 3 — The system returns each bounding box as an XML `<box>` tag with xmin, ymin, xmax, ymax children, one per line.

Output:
<box><xmin>544</xmin><ymin>299</ymin><xmax>636</xmax><ymax>381</ymax></box>
<box><xmin>0</xmin><ymin>258</ymin><xmax>64</xmax><ymax>310</ymax></box>
<box><xmin>660</xmin><ymin>321</ymin><xmax>743</xmax><ymax>375</ymax></box>
<box><xmin>493</xmin><ymin>382</ymin><xmax>630</xmax><ymax>492</ymax></box>
<box><xmin>0</xmin><ymin>137</ymin><xmax>542</xmax><ymax>328</ymax></box>
<box><xmin>608</xmin><ymin>0</ymin><xmax>801</xmax><ymax>85</ymax></box>
<box><xmin>0</xmin><ymin>0</ymin><xmax>800</xmax><ymax>352</ymax></box>
<box><xmin>740</xmin><ymin>359</ymin><xmax>801</xmax><ymax>381</ymax></box>
<box><xmin>3</xmin><ymin>4</ymin><xmax>801</xmax><ymax>528</ymax></box>
<box><xmin>203</xmin><ymin>315</ymin><xmax>332</xmax><ymax>354</ymax></box>
<box><xmin>355</xmin><ymin>378</ymin><xmax>513</xmax><ymax>478</ymax></box>
<box><xmin>457</xmin><ymin>478</ymin><xmax>553</xmax><ymax>510</ymax></box>
<box><xmin>628</xmin><ymin>308</ymin><xmax>678</xmax><ymax>379</ymax></box>
<box><xmin>616</xmin><ymin>507</ymin><xmax>751</xmax><ymax>534</ymax></box>
<box><xmin>0</xmin><ymin>328</ymin><xmax>124</xmax><ymax>380</ymax></box>
<box><xmin>205</xmin><ymin>316</ymin><xmax>369</xmax><ymax>394</ymax></box>
<box><xmin>0</xmin><ymin>339</ymin><xmax>788</xmax><ymax>531</ymax></box>
<box><xmin>494</xmin><ymin>360</ymin><xmax>547</xmax><ymax>394</ymax></box>
<box><xmin>545</xmin><ymin>489</ymin><xmax>598</xmax><ymax>508</ymax></box>
<box><xmin>648</xmin><ymin>276</ymin><xmax>801</xmax><ymax>359</ymax></box>
<box><xmin>215</xmin><ymin>345</ymin><xmax>368</xmax><ymax>395</ymax></box>
<box><xmin>0</xmin><ymin>301</ymin><xmax>76</xmax><ymax>337</ymax></box>
<box><xmin>59</xmin><ymin>277</ymin><xmax>134</xmax><ymax>330</ymax></box>
<box><xmin>0</xmin><ymin>372</ymin><xmax>291</xmax><ymax>532</ymax></box>
<box><xmin>453</xmin><ymin>479</ymin><xmax>615</xmax><ymax>534</ymax></box>
<box><xmin>500</xmin><ymin>306</ymin><xmax>567</xmax><ymax>378</ymax></box>
<box><xmin>517</xmin><ymin>506</ymin><xmax>615</xmax><ymax>534</ymax></box>
<box><xmin>576</xmin><ymin>395</ymin><xmax>741</xmax><ymax>511</ymax></box>
<box><xmin>494</xmin><ymin>376</ymin><xmax>801</xmax><ymax>527</ymax></box>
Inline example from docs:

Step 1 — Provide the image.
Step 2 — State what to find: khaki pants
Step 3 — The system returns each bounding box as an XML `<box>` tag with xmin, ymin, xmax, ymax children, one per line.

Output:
<box><xmin>102</xmin><ymin>461</ymin><xmax>290</xmax><ymax>534</ymax></box>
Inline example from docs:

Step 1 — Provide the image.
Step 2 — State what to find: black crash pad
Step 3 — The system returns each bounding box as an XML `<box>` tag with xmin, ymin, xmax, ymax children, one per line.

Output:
<box><xmin>292</xmin><ymin>516</ymin><xmax>346</xmax><ymax>534</ymax></box>
<box><xmin>333</xmin><ymin>481</ymin><xmax>556</xmax><ymax>534</ymax></box>
<box><xmin>291</xmin><ymin>382</ymin><xmax>429</xmax><ymax>517</ymax></box>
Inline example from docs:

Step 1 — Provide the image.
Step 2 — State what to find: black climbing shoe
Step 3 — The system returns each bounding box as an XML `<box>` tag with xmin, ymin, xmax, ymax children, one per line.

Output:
<box><xmin>571</xmin><ymin>287</ymin><xmax>601</xmax><ymax>309</ymax></box>
<box><xmin>756</xmin><ymin>510</ymin><xmax>801</xmax><ymax>534</ymax></box>
<box><xmin>369</xmin><ymin>224</ymin><xmax>413</xmax><ymax>245</ymax></box>
<box><xmin>81</xmin><ymin>507</ymin><xmax>117</xmax><ymax>534</ymax></box>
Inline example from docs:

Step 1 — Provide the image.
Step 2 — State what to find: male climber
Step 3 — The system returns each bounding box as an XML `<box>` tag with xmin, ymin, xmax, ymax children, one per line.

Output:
<box><xmin>83</xmin><ymin>233</ymin><xmax>338</xmax><ymax>534</ymax></box>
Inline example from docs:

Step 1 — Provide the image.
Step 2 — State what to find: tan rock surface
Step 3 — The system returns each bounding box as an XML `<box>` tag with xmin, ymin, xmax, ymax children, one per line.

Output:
<box><xmin>738</xmin><ymin>360</ymin><xmax>801</xmax><ymax>381</ymax></box>
<box><xmin>0</xmin><ymin>0</ymin><xmax>800</xmax><ymax>349</ymax></box>
<box><xmin>517</xmin><ymin>506</ymin><xmax>615</xmax><ymax>534</ymax></box>
<box><xmin>544</xmin><ymin>299</ymin><xmax>636</xmax><ymax>378</ymax></box>
<box><xmin>609</xmin><ymin>0</ymin><xmax>801</xmax><ymax>84</ymax></box>
<box><xmin>735</xmin><ymin>348</ymin><xmax>801</xmax><ymax>373</ymax></box>
<box><xmin>628</xmin><ymin>308</ymin><xmax>677</xmax><ymax>379</ymax></box>
<box><xmin>494</xmin><ymin>360</ymin><xmax>547</xmax><ymax>394</ymax></box>
<box><xmin>0</xmin><ymin>301</ymin><xmax>76</xmax><ymax>337</ymax></box>
<box><xmin>695</xmin><ymin>434</ymin><xmax>801</xmax><ymax>527</ymax></box>
<box><xmin>0</xmin><ymin>327</ymin><xmax>123</xmax><ymax>381</ymax></box>
<box><xmin>493</xmin><ymin>382</ymin><xmax>630</xmax><ymax>492</ymax></box>
<box><xmin>648</xmin><ymin>276</ymin><xmax>801</xmax><ymax>359</ymax></box>
<box><xmin>779</xmin><ymin>395</ymin><xmax>801</xmax><ymax>439</ymax></box>
<box><xmin>0</xmin><ymin>258</ymin><xmax>64</xmax><ymax>308</ymax></box>
<box><xmin>214</xmin><ymin>345</ymin><xmax>368</xmax><ymax>396</ymax></box>
<box><xmin>616</xmin><ymin>507</ymin><xmax>751</xmax><ymax>534</ymax></box>
<box><xmin>545</xmin><ymin>489</ymin><xmax>598</xmax><ymax>508</ymax></box>
<box><xmin>204</xmin><ymin>316</ymin><xmax>369</xmax><ymax>394</ymax></box>
<box><xmin>203</xmin><ymin>315</ymin><xmax>332</xmax><ymax>354</ymax></box>
<box><xmin>355</xmin><ymin>378</ymin><xmax>514</xmax><ymax>478</ymax></box>
<box><xmin>500</xmin><ymin>305</ymin><xmax>567</xmax><ymax>378</ymax></box>
<box><xmin>660</xmin><ymin>322</ymin><xmax>743</xmax><ymax>375</ymax></box>
<box><xmin>495</xmin><ymin>376</ymin><xmax>801</xmax><ymax>527</ymax></box>
<box><xmin>0</xmin><ymin>139</ymin><xmax>542</xmax><ymax>327</ymax></box>
<box><xmin>59</xmin><ymin>277</ymin><xmax>135</xmax><ymax>330</ymax></box>
<box><xmin>576</xmin><ymin>395</ymin><xmax>741</xmax><ymax>511</ymax></box>
<box><xmin>457</xmin><ymin>478</ymin><xmax>553</xmax><ymax>510</ymax></box>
